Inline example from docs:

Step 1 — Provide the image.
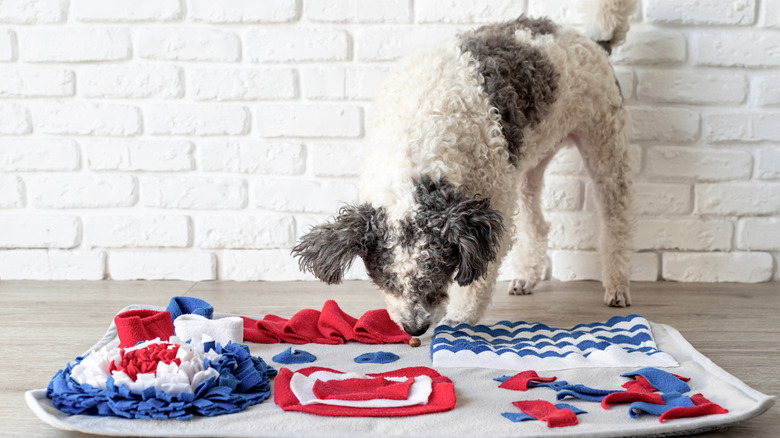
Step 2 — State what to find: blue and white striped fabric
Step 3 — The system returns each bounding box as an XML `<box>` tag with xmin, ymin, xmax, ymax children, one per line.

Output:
<box><xmin>431</xmin><ymin>314</ymin><xmax>679</xmax><ymax>371</ymax></box>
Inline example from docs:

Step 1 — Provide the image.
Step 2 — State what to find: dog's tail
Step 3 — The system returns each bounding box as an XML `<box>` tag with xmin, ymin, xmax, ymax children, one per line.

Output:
<box><xmin>581</xmin><ymin>0</ymin><xmax>638</xmax><ymax>54</ymax></box>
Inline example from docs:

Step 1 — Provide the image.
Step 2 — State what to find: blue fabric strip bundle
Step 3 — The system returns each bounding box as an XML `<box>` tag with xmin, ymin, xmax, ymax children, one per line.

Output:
<box><xmin>47</xmin><ymin>340</ymin><xmax>276</xmax><ymax>420</ymax></box>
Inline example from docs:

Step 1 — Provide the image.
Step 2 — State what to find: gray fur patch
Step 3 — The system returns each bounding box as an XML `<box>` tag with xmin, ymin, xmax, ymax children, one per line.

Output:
<box><xmin>360</xmin><ymin>207</ymin><xmax>404</xmax><ymax>297</ymax></box>
<box><xmin>292</xmin><ymin>203</ymin><xmax>400</xmax><ymax>291</ymax></box>
<box><xmin>459</xmin><ymin>16</ymin><xmax>560</xmax><ymax>166</ymax></box>
<box><xmin>399</xmin><ymin>176</ymin><xmax>463</xmax><ymax>300</ymax></box>
<box><xmin>402</xmin><ymin>175</ymin><xmax>504</xmax><ymax>288</ymax></box>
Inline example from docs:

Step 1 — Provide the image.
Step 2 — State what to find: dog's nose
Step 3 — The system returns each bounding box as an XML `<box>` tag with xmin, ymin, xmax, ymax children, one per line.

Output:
<box><xmin>402</xmin><ymin>322</ymin><xmax>430</xmax><ymax>337</ymax></box>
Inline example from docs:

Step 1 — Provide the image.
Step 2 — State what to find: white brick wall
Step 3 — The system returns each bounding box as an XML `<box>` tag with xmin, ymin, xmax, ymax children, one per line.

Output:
<box><xmin>0</xmin><ymin>0</ymin><xmax>777</xmax><ymax>283</ymax></box>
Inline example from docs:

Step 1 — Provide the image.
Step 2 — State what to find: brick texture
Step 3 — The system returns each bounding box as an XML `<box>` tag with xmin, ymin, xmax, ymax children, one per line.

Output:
<box><xmin>0</xmin><ymin>0</ymin><xmax>67</xmax><ymax>24</ymax></box>
<box><xmin>73</xmin><ymin>0</ymin><xmax>182</xmax><ymax>22</ymax></box>
<box><xmin>0</xmin><ymin>0</ymin><xmax>776</xmax><ymax>282</ymax></box>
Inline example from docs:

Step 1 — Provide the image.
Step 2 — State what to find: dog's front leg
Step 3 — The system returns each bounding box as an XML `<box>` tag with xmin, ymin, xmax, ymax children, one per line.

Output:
<box><xmin>441</xmin><ymin>264</ymin><xmax>500</xmax><ymax>326</ymax></box>
<box><xmin>508</xmin><ymin>153</ymin><xmax>554</xmax><ymax>295</ymax></box>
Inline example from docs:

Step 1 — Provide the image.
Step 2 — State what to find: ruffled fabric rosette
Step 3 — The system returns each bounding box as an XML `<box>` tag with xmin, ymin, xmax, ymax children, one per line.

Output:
<box><xmin>47</xmin><ymin>336</ymin><xmax>276</xmax><ymax>420</ymax></box>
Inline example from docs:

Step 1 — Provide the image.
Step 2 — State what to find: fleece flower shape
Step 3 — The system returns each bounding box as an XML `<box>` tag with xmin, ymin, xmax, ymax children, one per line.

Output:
<box><xmin>47</xmin><ymin>337</ymin><xmax>276</xmax><ymax>420</ymax></box>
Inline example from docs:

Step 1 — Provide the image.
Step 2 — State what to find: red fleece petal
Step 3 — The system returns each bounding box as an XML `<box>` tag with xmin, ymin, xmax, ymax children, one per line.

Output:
<box><xmin>658</xmin><ymin>394</ymin><xmax>728</xmax><ymax>422</ymax></box>
<box><xmin>622</xmin><ymin>376</ymin><xmax>658</xmax><ymax>393</ymax></box>
<box><xmin>109</xmin><ymin>343</ymin><xmax>181</xmax><ymax>380</ymax></box>
<box><xmin>602</xmin><ymin>391</ymin><xmax>665</xmax><ymax>409</ymax></box>
<box><xmin>312</xmin><ymin>377</ymin><xmax>414</xmax><ymax>401</ymax></box>
<box><xmin>499</xmin><ymin>370</ymin><xmax>557</xmax><ymax>391</ymax></box>
<box><xmin>659</xmin><ymin>404</ymin><xmax>728</xmax><ymax>422</ymax></box>
<box><xmin>512</xmin><ymin>400</ymin><xmax>579</xmax><ymax>428</ymax></box>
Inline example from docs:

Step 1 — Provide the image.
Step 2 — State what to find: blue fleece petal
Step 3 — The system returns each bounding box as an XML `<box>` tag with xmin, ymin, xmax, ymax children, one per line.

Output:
<box><xmin>555</xmin><ymin>403</ymin><xmax>588</xmax><ymax>415</ymax></box>
<box><xmin>629</xmin><ymin>392</ymin><xmax>694</xmax><ymax>418</ymax></box>
<box><xmin>501</xmin><ymin>412</ymin><xmax>537</xmax><ymax>422</ymax></box>
<box><xmin>621</xmin><ymin>367</ymin><xmax>691</xmax><ymax>394</ymax></box>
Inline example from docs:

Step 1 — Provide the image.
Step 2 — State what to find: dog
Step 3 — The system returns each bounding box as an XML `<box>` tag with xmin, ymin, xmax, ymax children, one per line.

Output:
<box><xmin>293</xmin><ymin>0</ymin><xmax>638</xmax><ymax>336</ymax></box>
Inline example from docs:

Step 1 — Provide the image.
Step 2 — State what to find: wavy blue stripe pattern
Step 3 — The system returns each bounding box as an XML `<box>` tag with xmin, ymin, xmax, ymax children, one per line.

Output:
<box><xmin>431</xmin><ymin>314</ymin><xmax>669</xmax><ymax>365</ymax></box>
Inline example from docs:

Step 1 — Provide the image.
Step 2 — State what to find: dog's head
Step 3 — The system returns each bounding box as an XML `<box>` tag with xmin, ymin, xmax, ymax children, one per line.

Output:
<box><xmin>292</xmin><ymin>176</ymin><xmax>503</xmax><ymax>336</ymax></box>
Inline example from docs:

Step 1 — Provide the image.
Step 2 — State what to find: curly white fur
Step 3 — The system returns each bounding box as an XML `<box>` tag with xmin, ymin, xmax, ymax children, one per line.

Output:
<box><xmin>360</xmin><ymin>1</ymin><xmax>635</xmax><ymax>328</ymax></box>
<box><xmin>294</xmin><ymin>0</ymin><xmax>637</xmax><ymax>333</ymax></box>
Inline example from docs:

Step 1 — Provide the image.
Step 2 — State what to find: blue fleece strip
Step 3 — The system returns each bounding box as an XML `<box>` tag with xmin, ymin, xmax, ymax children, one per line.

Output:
<box><xmin>556</xmin><ymin>384</ymin><xmax>623</xmax><ymax>402</ymax></box>
<box><xmin>555</xmin><ymin>403</ymin><xmax>588</xmax><ymax>415</ymax></box>
<box><xmin>629</xmin><ymin>392</ymin><xmax>693</xmax><ymax>419</ymax></box>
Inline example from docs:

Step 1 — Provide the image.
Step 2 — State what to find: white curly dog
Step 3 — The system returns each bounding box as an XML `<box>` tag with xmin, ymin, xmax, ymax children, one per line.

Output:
<box><xmin>294</xmin><ymin>0</ymin><xmax>638</xmax><ymax>336</ymax></box>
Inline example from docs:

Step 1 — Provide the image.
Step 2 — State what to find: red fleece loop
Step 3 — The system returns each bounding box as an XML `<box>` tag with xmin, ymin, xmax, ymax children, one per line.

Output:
<box><xmin>243</xmin><ymin>300</ymin><xmax>411</xmax><ymax>345</ymax></box>
<box><xmin>114</xmin><ymin>309</ymin><xmax>175</xmax><ymax>348</ymax></box>
<box><xmin>109</xmin><ymin>343</ymin><xmax>181</xmax><ymax>381</ymax></box>
<box><xmin>601</xmin><ymin>391</ymin><xmax>665</xmax><ymax>409</ymax></box>
<box><xmin>318</xmin><ymin>300</ymin><xmax>360</xmax><ymax>342</ymax></box>
<box><xmin>312</xmin><ymin>377</ymin><xmax>414</xmax><ymax>401</ymax></box>
<box><xmin>275</xmin><ymin>366</ymin><xmax>455</xmax><ymax>417</ymax></box>
<box><xmin>659</xmin><ymin>393</ymin><xmax>728</xmax><ymax>422</ymax></box>
<box><xmin>512</xmin><ymin>400</ymin><xmax>579</xmax><ymax>428</ymax></box>
<box><xmin>498</xmin><ymin>370</ymin><xmax>557</xmax><ymax>391</ymax></box>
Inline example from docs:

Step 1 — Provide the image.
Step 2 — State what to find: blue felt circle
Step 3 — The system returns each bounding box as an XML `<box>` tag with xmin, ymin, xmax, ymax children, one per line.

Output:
<box><xmin>353</xmin><ymin>351</ymin><xmax>400</xmax><ymax>364</ymax></box>
<box><xmin>272</xmin><ymin>347</ymin><xmax>317</xmax><ymax>364</ymax></box>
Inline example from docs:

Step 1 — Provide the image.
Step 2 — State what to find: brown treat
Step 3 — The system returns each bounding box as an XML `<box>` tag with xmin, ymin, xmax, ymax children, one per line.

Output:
<box><xmin>409</xmin><ymin>337</ymin><xmax>421</xmax><ymax>348</ymax></box>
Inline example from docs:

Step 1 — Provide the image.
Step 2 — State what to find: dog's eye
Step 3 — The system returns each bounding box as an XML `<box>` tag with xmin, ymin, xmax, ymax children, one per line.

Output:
<box><xmin>425</xmin><ymin>293</ymin><xmax>445</xmax><ymax>306</ymax></box>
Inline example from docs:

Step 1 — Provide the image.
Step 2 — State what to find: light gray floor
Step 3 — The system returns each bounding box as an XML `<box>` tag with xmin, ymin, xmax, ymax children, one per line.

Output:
<box><xmin>2</xmin><ymin>280</ymin><xmax>777</xmax><ymax>437</ymax></box>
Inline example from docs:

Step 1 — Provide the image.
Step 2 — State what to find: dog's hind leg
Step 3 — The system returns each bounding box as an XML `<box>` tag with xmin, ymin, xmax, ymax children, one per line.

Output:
<box><xmin>576</xmin><ymin>115</ymin><xmax>634</xmax><ymax>307</ymax></box>
<box><xmin>507</xmin><ymin>153</ymin><xmax>555</xmax><ymax>295</ymax></box>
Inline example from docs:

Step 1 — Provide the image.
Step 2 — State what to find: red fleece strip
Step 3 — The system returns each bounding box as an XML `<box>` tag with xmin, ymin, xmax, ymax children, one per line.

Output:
<box><xmin>498</xmin><ymin>370</ymin><xmax>557</xmax><ymax>391</ymax></box>
<box><xmin>601</xmin><ymin>391</ymin><xmax>665</xmax><ymax>409</ymax></box>
<box><xmin>312</xmin><ymin>377</ymin><xmax>414</xmax><ymax>401</ymax></box>
<box><xmin>114</xmin><ymin>309</ymin><xmax>175</xmax><ymax>348</ymax></box>
<box><xmin>242</xmin><ymin>300</ymin><xmax>411</xmax><ymax>345</ymax></box>
<box><xmin>109</xmin><ymin>343</ymin><xmax>181</xmax><ymax>381</ymax></box>
<box><xmin>512</xmin><ymin>400</ymin><xmax>579</xmax><ymax>428</ymax></box>
<box><xmin>659</xmin><ymin>393</ymin><xmax>728</xmax><ymax>422</ymax></box>
<box><xmin>275</xmin><ymin>367</ymin><xmax>455</xmax><ymax>417</ymax></box>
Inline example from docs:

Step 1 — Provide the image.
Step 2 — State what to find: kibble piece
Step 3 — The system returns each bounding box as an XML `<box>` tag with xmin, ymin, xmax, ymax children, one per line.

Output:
<box><xmin>409</xmin><ymin>337</ymin><xmax>421</xmax><ymax>347</ymax></box>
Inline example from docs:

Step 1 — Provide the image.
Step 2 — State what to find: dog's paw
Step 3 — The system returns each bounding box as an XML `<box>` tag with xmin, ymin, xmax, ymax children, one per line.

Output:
<box><xmin>508</xmin><ymin>278</ymin><xmax>535</xmax><ymax>295</ymax></box>
<box><xmin>604</xmin><ymin>287</ymin><xmax>632</xmax><ymax>307</ymax></box>
<box><xmin>438</xmin><ymin>317</ymin><xmax>463</xmax><ymax>328</ymax></box>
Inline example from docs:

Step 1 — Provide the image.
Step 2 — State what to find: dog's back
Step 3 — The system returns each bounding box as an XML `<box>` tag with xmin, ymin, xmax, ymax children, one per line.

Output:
<box><xmin>360</xmin><ymin>1</ymin><xmax>636</xmax><ymax>221</ymax></box>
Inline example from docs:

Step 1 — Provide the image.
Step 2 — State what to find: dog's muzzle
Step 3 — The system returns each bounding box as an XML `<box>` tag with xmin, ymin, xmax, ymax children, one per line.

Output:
<box><xmin>401</xmin><ymin>321</ymin><xmax>430</xmax><ymax>337</ymax></box>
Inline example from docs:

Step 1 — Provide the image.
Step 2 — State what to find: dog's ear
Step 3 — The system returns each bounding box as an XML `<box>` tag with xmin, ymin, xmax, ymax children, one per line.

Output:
<box><xmin>292</xmin><ymin>203</ymin><xmax>378</xmax><ymax>285</ymax></box>
<box><xmin>445</xmin><ymin>197</ymin><xmax>504</xmax><ymax>286</ymax></box>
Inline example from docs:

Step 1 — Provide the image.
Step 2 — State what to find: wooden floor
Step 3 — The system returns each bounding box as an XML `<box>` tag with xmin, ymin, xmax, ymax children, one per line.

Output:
<box><xmin>2</xmin><ymin>280</ymin><xmax>777</xmax><ymax>437</ymax></box>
